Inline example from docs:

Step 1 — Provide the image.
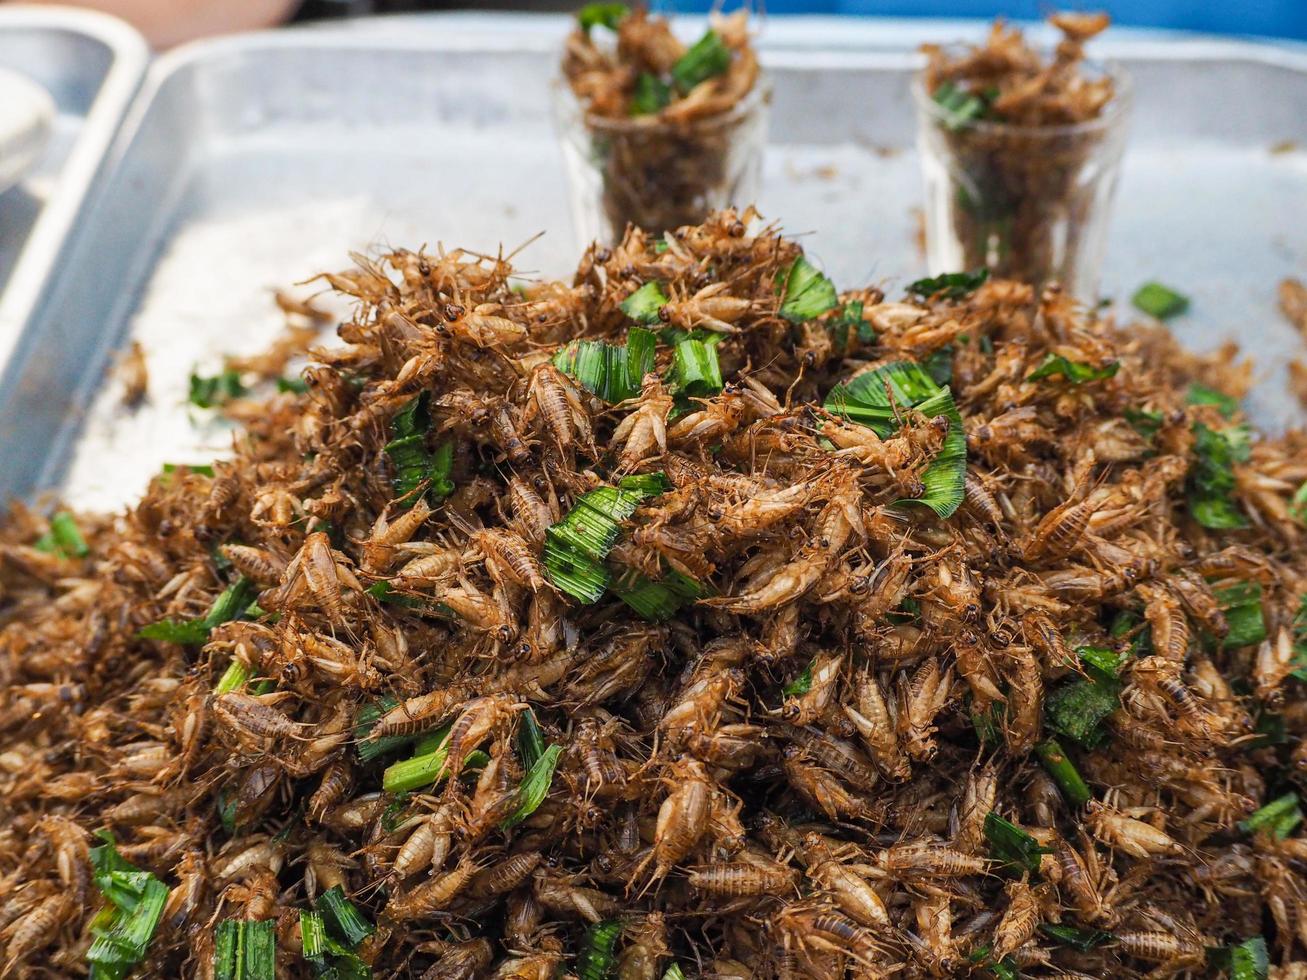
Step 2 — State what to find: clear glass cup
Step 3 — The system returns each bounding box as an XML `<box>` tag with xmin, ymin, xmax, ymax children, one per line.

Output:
<box><xmin>913</xmin><ymin>62</ymin><xmax>1132</xmax><ymax>300</ymax></box>
<box><xmin>554</xmin><ymin>75</ymin><xmax>771</xmax><ymax>247</ymax></box>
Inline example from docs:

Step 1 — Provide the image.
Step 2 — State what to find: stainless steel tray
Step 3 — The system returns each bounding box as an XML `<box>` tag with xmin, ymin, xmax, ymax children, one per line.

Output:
<box><xmin>0</xmin><ymin>7</ymin><xmax>147</xmax><ymax>371</ymax></box>
<box><xmin>3</xmin><ymin>14</ymin><xmax>1305</xmax><ymax>509</ymax></box>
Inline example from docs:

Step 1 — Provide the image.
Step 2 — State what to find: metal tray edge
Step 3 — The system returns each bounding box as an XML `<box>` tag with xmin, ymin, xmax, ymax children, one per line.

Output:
<box><xmin>0</xmin><ymin>7</ymin><xmax>148</xmax><ymax>363</ymax></box>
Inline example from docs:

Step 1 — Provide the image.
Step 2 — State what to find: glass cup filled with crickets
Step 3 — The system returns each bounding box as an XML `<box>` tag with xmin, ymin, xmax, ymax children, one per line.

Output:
<box><xmin>914</xmin><ymin>12</ymin><xmax>1132</xmax><ymax>300</ymax></box>
<box><xmin>556</xmin><ymin>4</ymin><xmax>770</xmax><ymax>246</ymax></box>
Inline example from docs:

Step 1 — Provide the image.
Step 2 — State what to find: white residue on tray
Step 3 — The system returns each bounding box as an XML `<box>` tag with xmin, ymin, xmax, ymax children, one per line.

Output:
<box><xmin>62</xmin><ymin>197</ymin><xmax>373</xmax><ymax>512</ymax></box>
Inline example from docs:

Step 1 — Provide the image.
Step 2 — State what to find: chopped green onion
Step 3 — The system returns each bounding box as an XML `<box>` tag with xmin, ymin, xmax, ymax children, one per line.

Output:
<box><xmin>189</xmin><ymin>368</ymin><xmax>247</xmax><ymax>409</ymax></box>
<box><xmin>502</xmin><ymin>744</ymin><xmax>563</xmax><ymax>829</ymax></box>
<box><xmin>778</xmin><ymin>255</ymin><xmax>838</xmax><ymax>324</ymax></box>
<box><xmin>213</xmin><ymin>920</ymin><xmax>277</xmax><ymax>980</ymax></box>
<box><xmin>1132</xmin><ymin>281</ymin><xmax>1189</xmax><ymax>320</ymax></box>
<box><xmin>317</xmin><ymin>885</ymin><xmax>375</xmax><ymax>948</ymax></box>
<box><xmin>907</xmin><ymin>268</ymin><xmax>988</xmax><ymax>300</ymax></box>
<box><xmin>1035</xmin><ymin>738</ymin><xmax>1091</xmax><ymax>807</ymax></box>
<box><xmin>518</xmin><ymin>709</ymin><xmax>546</xmax><ymax>769</ymax></box>
<box><xmin>824</xmin><ymin>361</ymin><xmax>967</xmax><ymax>518</ymax></box>
<box><xmin>1038</xmin><ymin>923</ymin><xmax>1114</xmax><ymax>951</ymax></box>
<box><xmin>1239</xmin><ymin>792</ymin><xmax>1302</xmax><ymax>839</ymax></box>
<box><xmin>983</xmin><ymin>811</ymin><xmax>1049</xmax><ymax>874</ymax></box>
<box><xmin>1026</xmin><ymin>354</ymin><xmax>1120</xmax><ymax>385</ymax></box>
<box><xmin>670</xmin><ymin>29</ymin><xmax>732</xmax><ymax>94</ymax></box>
<box><xmin>578</xmin><ymin>1</ymin><xmax>627</xmax><ymax>34</ymax></box>
<box><xmin>672</xmin><ymin>337</ymin><xmax>723</xmax><ymax>397</ymax></box>
<box><xmin>1187</xmin><ymin>382</ymin><xmax>1239</xmax><ymax>418</ymax></box>
<box><xmin>782</xmin><ymin>659</ymin><xmax>814</xmax><ymax>697</ymax></box>
<box><xmin>215</xmin><ymin>659</ymin><xmax>252</xmax><ymax>695</ymax></box>
<box><xmin>619</xmin><ymin>281</ymin><xmax>669</xmax><ymax>325</ymax></box>
<box><xmin>1187</xmin><ymin>422</ymin><xmax>1251</xmax><ymax>530</ymax></box>
<box><xmin>576</xmin><ymin>919</ymin><xmax>623</xmax><ymax>980</ymax></box>
<box><xmin>554</xmin><ymin>327</ymin><xmax>656</xmax><ymax>404</ymax></box>
<box><xmin>139</xmin><ymin>576</ymin><xmax>257</xmax><ymax>646</ymax></box>
<box><xmin>1216</xmin><ymin>582</ymin><xmax>1267</xmax><ymax>649</ymax></box>
<box><xmin>631</xmin><ymin>71</ymin><xmax>671</xmax><ymax>115</ymax></box>
<box><xmin>932</xmin><ymin>81</ymin><xmax>990</xmax><ymax>130</ymax></box>
<box><xmin>276</xmin><ymin>375</ymin><xmax>309</xmax><ymax>394</ymax></box>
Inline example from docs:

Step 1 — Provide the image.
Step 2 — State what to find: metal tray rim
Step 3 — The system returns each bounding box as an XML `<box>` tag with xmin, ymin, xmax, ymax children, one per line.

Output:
<box><xmin>0</xmin><ymin>6</ymin><xmax>148</xmax><ymax>365</ymax></box>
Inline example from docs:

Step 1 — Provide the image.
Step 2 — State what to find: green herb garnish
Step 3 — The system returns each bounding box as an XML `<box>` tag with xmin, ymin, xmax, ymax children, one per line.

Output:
<box><xmin>1132</xmin><ymin>281</ymin><xmax>1189</xmax><ymax>319</ymax></box>
<box><xmin>778</xmin><ymin>255</ymin><xmax>839</xmax><ymax>324</ymax></box>
<box><xmin>578</xmin><ymin>2</ymin><xmax>627</xmax><ymax>34</ymax></box>
<box><xmin>906</xmin><ymin>267</ymin><xmax>988</xmax><ymax>300</ymax></box>
<box><xmin>631</xmin><ymin>71</ymin><xmax>671</xmax><ymax>115</ymax></box>
<box><xmin>983</xmin><ymin>811</ymin><xmax>1049</xmax><ymax>874</ymax></box>
<box><xmin>825</xmin><ymin>361</ymin><xmax>967</xmax><ymax>518</ymax></box>
<box><xmin>189</xmin><ymin>369</ymin><xmax>247</xmax><ymax>409</ymax></box>
<box><xmin>1026</xmin><ymin>354</ymin><xmax>1120</xmax><ymax>385</ymax></box>
<box><xmin>619</xmin><ymin>281</ymin><xmax>669</xmax><ymax>324</ymax></box>
<box><xmin>671</xmin><ymin>30</ymin><xmax>732</xmax><ymax>94</ymax></box>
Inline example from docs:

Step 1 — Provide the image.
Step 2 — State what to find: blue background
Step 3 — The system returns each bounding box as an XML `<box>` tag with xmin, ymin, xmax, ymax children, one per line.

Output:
<box><xmin>657</xmin><ymin>1</ymin><xmax>1307</xmax><ymax>42</ymax></box>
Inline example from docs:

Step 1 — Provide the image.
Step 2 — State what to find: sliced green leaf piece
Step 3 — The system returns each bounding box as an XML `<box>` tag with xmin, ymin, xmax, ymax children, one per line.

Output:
<box><xmin>1239</xmin><ymin>792</ymin><xmax>1302</xmax><ymax>839</ymax></box>
<box><xmin>578</xmin><ymin>2</ymin><xmax>628</xmax><ymax>34</ymax></box>
<box><xmin>1026</xmin><ymin>354</ymin><xmax>1120</xmax><ymax>385</ymax></box>
<box><xmin>824</xmin><ymin>361</ymin><xmax>967</xmax><ymax>518</ymax></box>
<box><xmin>518</xmin><ymin>709</ymin><xmax>546</xmax><ymax>769</ymax></box>
<box><xmin>932</xmin><ymin>81</ymin><xmax>990</xmax><ymax>130</ymax></box>
<box><xmin>576</xmin><ymin>919</ymin><xmax>623</xmax><ymax>980</ymax></box>
<box><xmin>1038</xmin><ymin>923</ymin><xmax>1114</xmax><ymax>951</ymax></box>
<box><xmin>1034</xmin><ymin>738</ymin><xmax>1091</xmax><ymax>807</ymax></box>
<box><xmin>983</xmin><ymin>811</ymin><xmax>1049</xmax><ymax>874</ymax></box>
<box><xmin>317</xmin><ymin>886</ymin><xmax>375</xmax><ymax>948</ymax></box>
<box><xmin>779</xmin><ymin>255</ymin><xmax>838</xmax><ymax>324</ymax></box>
<box><xmin>782</xmin><ymin>659</ymin><xmax>814</xmax><ymax>697</ymax></box>
<box><xmin>670</xmin><ymin>30</ymin><xmax>732</xmax><ymax>94</ymax></box>
<box><xmin>631</xmin><ymin>71</ymin><xmax>671</xmax><ymax>115</ymax></box>
<box><xmin>502</xmin><ymin>744</ymin><xmax>564</xmax><ymax>829</ymax></box>
<box><xmin>139</xmin><ymin>577</ymin><xmax>257</xmax><ymax>646</ymax></box>
<box><xmin>619</xmin><ymin>281</ymin><xmax>669</xmax><ymax>325</ymax></box>
<box><xmin>1217</xmin><ymin>582</ymin><xmax>1267</xmax><ymax>649</ymax></box>
<box><xmin>554</xmin><ymin>327</ymin><xmax>657</xmax><ymax>404</ymax></box>
<box><xmin>1132</xmin><ymin>281</ymin><xmax>1189</xmax><ymax>319</ymax></box>
<box><xmin>1187</xmin><ymin>382</ymin><xmax>1239</xmax><ymax>419</ymax></box>
<box><xmin>189</xmin><ymin>369</ymin><xmax>247</xmax><ymax>409</ymax></box>
<box><xmin>907</xmin><ymin>268</ymin><xmax>988</xmax><ymax>300</ymax></box>
<box><xmin>1187</xmin><ymin>422</ymin><xmax>1251</xmax><ymax>530</ymax></box>
<box><xmin>672</xmin><ymin>337</ymin><xmax>723</xmax><ymax>397</ymax></box>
